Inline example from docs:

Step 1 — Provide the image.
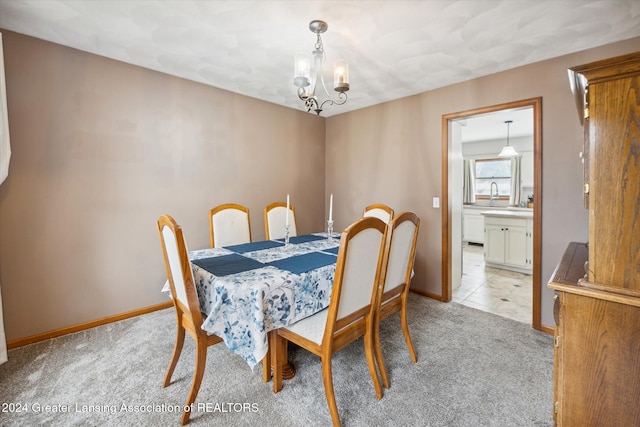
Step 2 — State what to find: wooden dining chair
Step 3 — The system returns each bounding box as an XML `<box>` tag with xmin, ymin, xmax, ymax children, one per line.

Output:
<box><xmin>373</xmin><ymin>211</ymin><xmax>420</xmax><ymax>389</ymax></box>
<box><xmin>272</xmin><ymin>216</ymin><xmax>388</xmax><ymax>427</ymax></box>
<box><xmin>264</xmin><ymin>201</ymin><xmax>297</xmax><ymax>240</ymax></box>
<box><xmin>208</xmin><ymin>203</ymin><xmax>252</xmax><ymax>248</ymax></box>
<box><xmin>158</xmin><ymin>214</ymin><xmax>222</xmax><ymax>425</ymax></box>
<box><xmin>363</xmin><ymin>203</ymin><xmax>395</xmax><ymax>224</ymax></box>
<box><xmin>158</xmin><ymin>214</ymin><xmax>270</xmax><ymax>423</ymax></box>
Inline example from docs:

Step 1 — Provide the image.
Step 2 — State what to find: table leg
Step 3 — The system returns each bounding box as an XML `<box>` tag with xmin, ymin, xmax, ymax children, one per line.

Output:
<box><xmin>268</xmin><ymin>330</ymin><xmax>296</xmax><ymax>381</ymax></box>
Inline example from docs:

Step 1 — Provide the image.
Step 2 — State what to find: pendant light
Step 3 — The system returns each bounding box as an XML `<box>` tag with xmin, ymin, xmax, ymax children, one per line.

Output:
<box><xmin>498</xmin><ymin>120</ymin><xmax>518</xmax><ymax>157</ymax></box>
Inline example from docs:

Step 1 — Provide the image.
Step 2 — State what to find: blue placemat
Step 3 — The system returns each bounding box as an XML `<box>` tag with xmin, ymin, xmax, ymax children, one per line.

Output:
<box><xmin>323</xmin><ymin>246</ymin><xmax>340</xmax><ymax>255</ymax></box>
<box><xmin>267</xmin><ymin>251</ymin><xmax>337</xmax><ymax>274</ymax></box>
<box><xmin>276</xmin><ymin>234</ymin><xmax>327</xmax><ymax>244</ymax></box>
<box><xmin>192</xmin><ymin>253</ymin><xmax>265</xmax><ymax>276</ymax></box>
<box><xmin>225</xmin><ymin>240</ymin><xmax>285</xmax><ymax>253</ymax></box>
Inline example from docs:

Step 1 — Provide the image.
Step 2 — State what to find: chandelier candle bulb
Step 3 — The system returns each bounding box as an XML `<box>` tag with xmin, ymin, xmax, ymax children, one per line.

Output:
<box><xmin>294</xmin><ymin>52</ymin><xmax>311</xmax><ymax>88</ymax></box>
<box><xmin>333</xmin><ymin>60</ymin><xmax>349</xmax><ymax>92</ymax></box>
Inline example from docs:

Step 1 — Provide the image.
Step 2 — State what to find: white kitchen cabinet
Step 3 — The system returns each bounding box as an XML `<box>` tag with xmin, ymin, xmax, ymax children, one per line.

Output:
<box><xmin>483</xmin><ymin>213</ymin><xmax>533</xmax><ymax>274</ymax></box>
<box><xmin>463</xmin><ymin>208</ymin><xmax>485</xmax><ymax>244</ymax></box>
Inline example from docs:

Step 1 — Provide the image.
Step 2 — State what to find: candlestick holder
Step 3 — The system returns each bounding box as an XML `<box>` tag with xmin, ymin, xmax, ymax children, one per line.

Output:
<box><xmin>284</xmin><ymin>224</ymin><xmax>290</xmax><ymax>247</ymax></box>
<box><xmin>327</xmin><ymin>220</ymin><xmax>334</xmax><ymax>242</ymax></box>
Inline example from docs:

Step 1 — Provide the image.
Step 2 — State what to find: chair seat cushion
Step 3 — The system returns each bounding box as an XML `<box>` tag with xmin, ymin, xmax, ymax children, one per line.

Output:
<box><xmin>283</xmin><ymin>308</ymin><xmax>328</xmax><ymax>345</ymax></box>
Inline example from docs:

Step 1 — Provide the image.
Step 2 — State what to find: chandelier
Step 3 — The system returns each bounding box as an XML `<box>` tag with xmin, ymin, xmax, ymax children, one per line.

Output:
<box><xmin>293</xmin><ymin>20</ymin><xmax>349</xmax><ymax>116</ymax></box>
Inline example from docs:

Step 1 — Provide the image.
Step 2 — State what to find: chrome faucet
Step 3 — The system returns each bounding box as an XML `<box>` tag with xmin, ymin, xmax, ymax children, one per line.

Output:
<box><xmin>490</xmin><ymin>181</ymin><xmax>498</xmax><ymax>207</ymax></box>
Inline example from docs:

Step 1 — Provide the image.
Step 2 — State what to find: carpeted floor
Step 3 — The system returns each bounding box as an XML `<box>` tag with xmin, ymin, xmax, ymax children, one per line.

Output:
<box><xmin>0</xmin><ymin>294</ymin><xmax>554</xmax><ymax>426</ymax></box>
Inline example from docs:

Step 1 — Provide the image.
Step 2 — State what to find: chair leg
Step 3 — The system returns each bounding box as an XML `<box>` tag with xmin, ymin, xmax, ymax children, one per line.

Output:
<box><xmin>364</xmin><ymin>329</ymin><xmax>383</xmax><ymax>399</ymax></box>
<box><xmin>181</xmin><ymin>338</ymin><xmax>207</xmax><ymax>425</ymax></box>
<box><xmin>164</xmin><ymin>324</ymin><xmax>186</xmax><ymax>387</ymax></box>
<box><xmin>321</xmin><ymin>356</ymin><xmax>341</xmax><ymax>427</ymax></box>
<box><xmin>373</xmin><ymin>317</ymin><xmax>390</xmax><ymax>389</ymax></box>
<box><xmin>400</xmin><ymin>301</ymin><xmax>417</xmax><ymax>363</ymax></box>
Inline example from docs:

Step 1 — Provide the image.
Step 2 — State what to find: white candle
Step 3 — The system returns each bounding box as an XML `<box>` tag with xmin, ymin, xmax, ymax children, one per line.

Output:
<box><xmin>329</xmin><ymin>194</ymin><xmax>333</xmax><ymax>222</ymax></box>
<box><xmin>285</xmin><ymin>194</ymin><xmax>290</xmax><ymax>227</ymax></box>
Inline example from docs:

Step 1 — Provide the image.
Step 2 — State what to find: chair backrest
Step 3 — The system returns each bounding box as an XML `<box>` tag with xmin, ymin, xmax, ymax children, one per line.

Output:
<box><xmin>380</xmin><ymin>211</ymin><xmax>420</xmax><ymax>295</ymax></box>
<box><xmin>209</xmin><ymin>203</ymin><xmax>252</xmax><ymax>248</ymax></box>
<box><xmin>325</xmin><ymin>216</ymin><xmax>387</xmax><ymax>337</ymax></box>
<box><xmin>264</xmin><ymin>201</ymin><xmax>297</xmax><ymax>240</ymax></box>
<box><xmin>157</xmin><ymin>214</ymin><xmax>203</xmax><ymax>326</ymax></box>
<box><xmin>363</xmin><ymin>203</ymin><xmax>395</xmax><ymax>224</ymax></box>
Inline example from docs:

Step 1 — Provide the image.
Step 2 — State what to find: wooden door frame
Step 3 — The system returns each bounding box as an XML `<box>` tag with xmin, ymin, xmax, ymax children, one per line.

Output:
<box><xmin>441</xmin><ymin>97</ymin><xmax>543</xmax><ymax>331</ymax></box>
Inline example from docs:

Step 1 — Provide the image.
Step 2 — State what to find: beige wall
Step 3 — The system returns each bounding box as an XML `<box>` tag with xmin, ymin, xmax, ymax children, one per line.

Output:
<box><xmin>1</xmin><ymin>28</ymin><xmax>638</xmax><ymax>341</ymax></box>
<box><xmin>326</xmin><ymin>36</ymin><xmax>640</xmax><ymax>328</ymax></box>
<box><xmin>0</xmin><ymin>31</ymin><xmax>326</xmax><ymax>341</ymax></box>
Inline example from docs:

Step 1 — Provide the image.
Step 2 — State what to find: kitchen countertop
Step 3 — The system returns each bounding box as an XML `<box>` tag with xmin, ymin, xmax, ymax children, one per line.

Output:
<box><xmin>480</xmin><ymin>209</ymin><xmax>533</xmax><ymax>219</ymax></box>
<box><xmin>464</xmin><ymin>205</ymin><xmax>533</xmax><ymax>212</ymax></box>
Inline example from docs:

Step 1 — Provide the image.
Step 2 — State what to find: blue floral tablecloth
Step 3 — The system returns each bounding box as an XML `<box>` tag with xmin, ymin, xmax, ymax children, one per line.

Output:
<box><xmin>162</xmin><ymin>233</ymin><xmax>340</xmax><ymax>369</ymax></box>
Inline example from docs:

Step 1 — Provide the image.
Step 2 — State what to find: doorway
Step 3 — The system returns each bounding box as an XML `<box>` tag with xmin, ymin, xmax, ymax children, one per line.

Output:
<box><xmin>441</xmin><ymin>98</ymin><xmax>542</xmax><ymax>330</ymax></box>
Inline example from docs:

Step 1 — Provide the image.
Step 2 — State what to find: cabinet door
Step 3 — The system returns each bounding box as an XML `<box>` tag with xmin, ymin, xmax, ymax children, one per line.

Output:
<box><xmin>557</xmin><ymin>292</ymin><xmax>640</xmax><ymax>425</ymax></box>
<box><xmin>484</xmin><ymin>224</ymin><xmax>504</xmax><ymax>264</ymax></box>
<box><xmin>504</xmin><ymin>225</ymin><xmax>528</xmax><ymax>268</ymax></box>
<box><xmin>588</xmin><ymin>77</ymin><xmax>640</xmax><ymax>289</ymax></box>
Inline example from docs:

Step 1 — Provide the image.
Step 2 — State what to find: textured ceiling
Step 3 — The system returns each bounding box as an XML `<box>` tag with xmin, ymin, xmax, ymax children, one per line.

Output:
<box><xmin>459</xmin><ymin>107</ymin><xmax>533</xmax><ymax>143</ymax></box>
<box><xmin>1</xmin><ymin>0</ymin><xmax>640</xmax><ymax>119</ymax></box>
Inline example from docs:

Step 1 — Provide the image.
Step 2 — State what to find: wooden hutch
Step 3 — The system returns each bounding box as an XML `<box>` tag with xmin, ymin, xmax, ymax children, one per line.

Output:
<box><xmin>548</xmin><ymin>52</ymin><xmax>640</xmax><ymax>425</ymax></box>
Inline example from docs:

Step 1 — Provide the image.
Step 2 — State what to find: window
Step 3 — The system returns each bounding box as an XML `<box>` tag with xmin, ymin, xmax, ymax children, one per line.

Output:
<box><xmin>475</xmin><ymin>158</ymin><xmax>511</xmax><ymax>199</ymax></box>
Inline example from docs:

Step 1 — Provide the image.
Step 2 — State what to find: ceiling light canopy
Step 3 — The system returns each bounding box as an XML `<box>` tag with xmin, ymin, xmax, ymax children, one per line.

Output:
<box><xmin>498</xmin><ymin>120</ymin><xmax>519</xmax><ymax>157</ymax></box>
<box><xmin>294</xmin><ymin>20</ymin><xmax>349</xmax><ymax>116</ymax></box>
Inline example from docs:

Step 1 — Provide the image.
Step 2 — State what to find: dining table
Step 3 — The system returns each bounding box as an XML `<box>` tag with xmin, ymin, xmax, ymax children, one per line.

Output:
<box><xmin>162</xmin><ymin>232</ymin><xmax>341</xmax><ymax>373</ymax></box>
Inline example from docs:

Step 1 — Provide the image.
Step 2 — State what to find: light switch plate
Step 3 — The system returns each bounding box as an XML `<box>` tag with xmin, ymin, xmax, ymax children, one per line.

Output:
<box><xmin>433</xmin><ymin>197</ymin><xmax>440</xmax><ymax>208</ymax></box>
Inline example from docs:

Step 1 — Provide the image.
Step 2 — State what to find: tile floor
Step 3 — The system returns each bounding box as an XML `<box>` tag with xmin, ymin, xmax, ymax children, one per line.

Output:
<box><xmin>453</xmin><ymin>242</ymin><xmax>532</xmax><ymax>324</ymax></box>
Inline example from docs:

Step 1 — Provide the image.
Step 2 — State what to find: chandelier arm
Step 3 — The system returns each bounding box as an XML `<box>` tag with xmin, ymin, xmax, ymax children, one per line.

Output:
<box><xmin>319</xmin><ymin>92</ymin><xmax>348</xmax><ymax>111</ymax></box>
<box><xmin>318</xmin><ymin>64</ymin><xmax>332</xmax><ymax>99</ymax></box>
<box><xmin>297</xmin><ymin>87</ymin><xmax>309</xmax><ymax>101</ymax></box>
<box><xmin>303</xmin><ymin>97</ymin><xmax>319</xmax><ymax>113</ymax></box>
<box><xmin>318</xmin><ymin>75</ymin><xmax>348</xmax><ymax>106</ymax></box>
<box><xmin>333</xmin><ymin>91</ymin><xmax>348</xmax><ymax>105</ymax></box>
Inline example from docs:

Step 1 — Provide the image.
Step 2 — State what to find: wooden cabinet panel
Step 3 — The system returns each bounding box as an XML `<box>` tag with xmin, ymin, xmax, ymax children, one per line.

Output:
<box><xmin>557</xmin><ymin>292</ymin><xmax>640</xmax><ymax>425</ymax></box>
<box><xmin>588</xmin><ymin>78</ymin><xmax>640</xmax><ymax>290</ymax></box>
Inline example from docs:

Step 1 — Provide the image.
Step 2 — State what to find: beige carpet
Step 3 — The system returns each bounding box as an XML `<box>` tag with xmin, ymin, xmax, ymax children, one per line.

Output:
<box><xmin>0</xmin><ymin>294</ymin><xmax>554</xmax><ymax>426</ymax></box>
